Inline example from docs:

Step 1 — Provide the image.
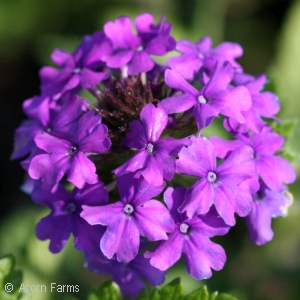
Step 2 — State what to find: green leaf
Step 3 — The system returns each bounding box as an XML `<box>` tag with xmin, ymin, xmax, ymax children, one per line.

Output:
<box><xmin>135</xmin><ymin>288</ymin><xmax>148</xmax><ymax>300</ymax></box>
<box><xmin>209</xmin><ymin>292</ymin><xmax>218</xmax><ymax>300</ymax></box>
<box><xmin>150</xmin><ymin>288</ymin><xmax>160</xmax><ymax>300</ymax></box>
<box><xmin>214</xmin><ymin>293</ymin><xmax>237</xmax><ymax>300</ymax></box>
<box><xmin>271</xmin><ymin>119</ymin><xmax>298</xmax><ymax>141</ymax></box>
<box><xmin>182</xmin><ymin>285</ymin><xmax>209</xmax><ymax>300</ymax></box>
<box><xmin>88</xmin><ymin>281</ymin><xmax>121</xmax><ymax>300</ymax></box>
<box><xmin>159</xmin><ymin>278</ymin><xmax>183</xmax><ymax>300</ymax></box>
<box><xmin>0</xmin><ymin>254</ymin><xmax>15</xmax><ymax>285</ymax></box>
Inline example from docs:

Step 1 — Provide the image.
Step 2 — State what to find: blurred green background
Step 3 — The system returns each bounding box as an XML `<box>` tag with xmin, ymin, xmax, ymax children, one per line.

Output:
<box><xmin>1</xmin><ymin>0</ymin><xmax>300</xmax><ymax>299</ymax></box>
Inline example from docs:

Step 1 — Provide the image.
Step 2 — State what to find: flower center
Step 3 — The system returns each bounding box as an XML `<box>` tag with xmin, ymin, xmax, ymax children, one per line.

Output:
<box><xmin>73</xmin><ymin>67</ymin><xmax>81</xmax><ymax>74</ymax></box>
<box><xmin>69</xmin><ymin>145</ymin><xmax>78</xmax><ymax>156</ymax></box>
<box><xmin>179</xmin><ymin>222</ymin><xmax>190</xmax><ymax>234</ymax></box>
<box><xmin>198</xmin><ymin>53</ymin><xmax>204</xmax><ymax>59</ymax></box>
<box><xmin>64</xmin><ymin>201</ymin><xmax>77</xmax><ymax>214</ymax></box>
<box><xmin>197</xmin><ymin>95</ymin><xmax>207</xmax><ymax>104</ymax></box>
<box><xmin>207</xmin><ymin>171</ymin><xmax>217</xmax><ymax>183</ymax></box>
<box><xmin>45</xmin><ymin>126</ymin><xmax>52</xmax><ymax>133</ymax></box>
<box><xmin>136</xmin><ymin>45</ymin><xmax>144</xmax><ymax>52</ymax></box>
<box><xmin>123</xmin><ymin>204</ymin><xmax>134</xmax><ymax>215</ymax></box>
<box><xmin>146</xmin><ymin>142</ymin><xmax>155</xmax><ymax>154</ymax></box>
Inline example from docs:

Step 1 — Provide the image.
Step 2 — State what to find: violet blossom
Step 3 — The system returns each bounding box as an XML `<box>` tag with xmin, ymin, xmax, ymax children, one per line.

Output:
<box><xmin>85</xmin><ymin>246</ymin><xmax>165</xmax><ymax>298</ymax></box>
<box><xmin>40</xmin><ymin>32</ymin><xmax>112</xmax><ymax>99</ymax></box>
<box><xmin>113</xmin><ymin>103</ymin><xmax>191</xmax><ymax>186</ymax></box>
<box><xmin>81</xmin><ymin>173</ymin><xmax>175</xmax><ymax>263</ymax></box>
<box><xmin>176</xmin><ymin>135</ymin><xmax>256</xmax><ymax>225</ymax></box>
<box><xmin>158</xmin><ymin>62</ymin><xmax>252</xmax><ymax>130</ymax></box>
<box><xmin>210</xmin><ymin>126</ymin><xmax>296</xmax><ymax>192</ymax></box>
<box><xmin>168</xmin><ymin>36</ymin><xmax>243</xmax><ymax>79</ymax></box>
<box><xmin>11</xmin><ymin>94</ymin><xmax>85</xmax><ymax>160</ymax></box>
<box><xmin>28</xmin><ymin>110</ymin><xmax>111</xmax><ymax>190</ymax></box>
<box><xmin>103</xmin><ymin>13</ymin><xmax>176</xmax><ymax>75</ymax></box>
<box><xmin>245</xmin><ymin>180</ymin><xmax>291</xmax><ymax>245</ymax></box>
<box><xmin>32</xmin><ymin>181</ymin><xmax>108</xmax><ymax>253</ymax></box>
<box><xmin>145</xmin><ymin>186</ymin><xmax>230</xmax><ymax>280</ymax></box>
<box><xmin>224</xmin><ymin>73</ymin><xmax>280</xmax><ymax>133</ymax></box>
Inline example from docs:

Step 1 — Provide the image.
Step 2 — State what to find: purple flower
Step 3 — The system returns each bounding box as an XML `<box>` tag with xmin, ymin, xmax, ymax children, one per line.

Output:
<box><xmin>210</xmin><ymin>126</ymin><xmax>296</xmax><ymax>192</ymax></box>
<box><xmin>103</xmin><ymin>13</ymin><xmax>176</xmax><ymax>75</ymax></box>
<box><xmin>168</xmin><ymin>37</ymin><xmax>243</xmax><ymax>79</ymax></box>
<box><xmin>28</xmin><ymin>110</ymin><xmax>111</xmax><ymax>190</ymax></box>
<box><xmin>245</xmin><ymin>180</ymin><xmax>291</xmax><ymax>245</ymax></box>
<box><xmin>11</xmin><ymin>94</ymin><xmax>85</xmax><ymax>160</ymax></box>
<box><xmin>176</xmin><ymin>135</ymin><xmax>256</xmax><ymax>225</ymax></box>
<box><xmin>158</xmin><ymin>62</ymin><xmax>251</xmax><ymax>130</ymax></box>
<box><xmin>81</xmin><ymin>173</ymin><xmax>175</xmax><ymax>263</ymax></box>
<box><xmin>113</xmin><ymin>103</ymin><xmax>191</xmax><ymax>186</ymax></box>
<box><xmin>32</xmin><ymin>181</ymin><xmax>108</xmax><ymax>253</ymax></box>
<box><xmin>40</xmin><ymin>32</ymin><xmax>112</xmax><ymax>99</ymax></box>
<box><xmin>145</xmin><ymin>187</ymin><xmax>230</xmax><ymax>280</ymax></box>
<box><xmin>85</xmin><ymin>246</ymin><xmax>165</xmax><ymax>298</ymax></box>
<box><xmin>224</xmin><ymin>73</ymin><xmax>280</xmax><ymax>133</ymax></box>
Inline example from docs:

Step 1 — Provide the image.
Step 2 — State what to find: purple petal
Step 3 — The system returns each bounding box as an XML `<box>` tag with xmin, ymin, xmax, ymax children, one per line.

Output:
<box><xmin>130</xmin><ymin>254</ymin><xmax>166</xmax><ymax>286</ymax></box>
<box><xmin>183</xmin><ymin>235</ymin><xmax>226</xmax><ymax>280</ymax></box>
<box><xmin>134</xmin><ymin>200</ymin><xmax>175</xmax><ymax>240</ymax></box>
<box><xmin>176</xmin><ymin>135</ymin><xmax>215</xmax><ymax>177</ymax></box>
<box><xmin>102</xmin><ymin>217</ymin><xmax>140</xmax><ymax>262</ymax></box>
<box><xmin>104</xmin><ymin>16</ymin><xmax>140</xmax><ymax>49</ymax></box>
<box><xmin>141</xmin><ymin>155</ymin><xmax>164</xmax><ymax>186</ymax></box>
<box><xmin>203</xmin><ymin>61</ymin><xmax>234</xmax><ymax>95</ymax></box>
<box><xmin>105</xmin><ymin>49</ymin><xmax>135</xmax><ymax>68</ymax></box>
<box><xmin>113</xmin><ymin>150</ymin><xmax>148</xmax><ymax>176</ymax></box>
<box><xmin>209</xmin><ymin>136</ymin><xmax>243</xmax><ymax>159</ymax></box>
<box><xmin>179</xmin><ymin>179</ymin><xmax>214</xmax><ymax>218</ymax></box>
<box><xmin>81</xmin><ymin>202</ymin><xmax>124</xmax><ymax>226</ymax></box>
<box><xmin>72</xmin><ymin>182</ymin><xmax>108</xmax><ymax>206</ymax></box>
<box><xmin>127</xmin><ymin>51</ymin><xmax>154</xmax><ymax>75</ymax></box>
<box><xmin>253</xmin><ymin>127</ymin><xmax>284</xmax><ymax>155</ymax></box>
<box><xmin>165</xmin><ymin>69</ymin><xmax>198</xmax><ymax>95</ymax></box>
<box><xmin>124</xmin><ymin>120</ymin><xmax>148</xmax><ymax>149</ymax></box>
<box><xmin>217</xmin><ymin>145</ymin><xmax>255</xmax><ymax>184</ymax></box>
<box><xmin>79</xmin><ymin>123</ymin><xmax>111</xmax><ymax>154</ymax></box>
<box><xmin>193</xmin><ymin>102</ymin><xmax>220</xmax><ymax>129</ymax></box>
<box><xmin>158</xmin><ymin>93</ymin><xmax>196</xmax><ymax>114</ymax></box>
<box><xmin>73</xmin><ymin>216</ymin><xmax>104</xmax><ymax>252</ymax></box>
<box><xmin>36</xmin><ymin>214</ymin><xmax>72</xmax><ymax>253</ymax></box>
<box><xmin>140</xmin><ymin>104</ymin><xmax>168</xmax><ymax>142</ymax></box>
<box><xmin>80</xmin><ymin>68</ymin><xmax>108</xmax><ymax>88</ymax></box>
<box><xmin>168</xmin><ymin>53</ymin><xmax>202</xmax><ymax>79</ymax></box>
<box><xmin>164</xmin><ymin>186</ymin><xmax>187</xmax><ymax>223</ymax></box>
<box><xmin>34</xmin><ymin>133</ymin><xmax>70</xmax><ymax>154</ymax></box>
<box><xmin>257</xmin><ymin>155</ymin><xmax>296</xmax><ymax>191</ymax></box>
<box><xmin>51</xmin><ymin>49</ymin><xmax>73</xmax><ymax>67</ymax></box>
<box><xmin>134</xmin><ymin>12</ymin><xmax>154</xmax><ymax>33</ymax></box>
<box><xmin>67</xmin><ymin>152</ymin><xmax>98</xmax><ymax>188</ymax></box>
<box><xmin>145</xmin><ymin>230</ymin><xmax>183</xmax><ymax>270</ymax></box>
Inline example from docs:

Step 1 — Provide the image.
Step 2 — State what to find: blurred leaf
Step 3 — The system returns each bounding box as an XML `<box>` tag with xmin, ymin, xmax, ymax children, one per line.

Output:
<box><xmin>271</xmin><ymin>119</ymin><xmax>298</xmax><ymax>140</ymax></box>
<box><xmin>182</xmin><ymin>285</ymin><xmax>209</xmax><ymax>300</ymax></box>
<box><xmin>150</xmin><ymin>288</ymin><xmax>161</xmax><ymax>300</ymax></box>
<box><xmin>213</xmin><ymin>294</ymin><xmax>237</xmax><ymax>300</ymax></box>
<box><xmin>0</xmin><ymin>254</ymin><xmax>29</xmax><ymax>300</ymax></box>
<box><xmin>160</xmin><ymin>277</ymin><xmax>183</xmax><ymax>300</ymax></box>
<box><xmin>209</xmin><ymin>292</ymin><xmax>218</xmax><ymax>300</ymax></box>
<box><xmin>0</xmin><ymin>254</ymin><xmax>15</xmax><ymax>284</ymax></box>
<box><xmin>135</xmin><ymin>288</ymin><xmax>148</xmax><ymax>300</ymax></box>
<box><xmin>88</xmin><ymin>281</ymin><xmax>121</xmax><ymax>300</ymax></box>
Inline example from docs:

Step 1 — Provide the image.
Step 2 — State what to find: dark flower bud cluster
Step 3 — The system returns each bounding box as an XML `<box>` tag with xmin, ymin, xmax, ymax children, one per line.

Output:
<box><xmin>12</xmin><ymin>13</ymin><xmax>296</xmax><ymax>298</ymax></box>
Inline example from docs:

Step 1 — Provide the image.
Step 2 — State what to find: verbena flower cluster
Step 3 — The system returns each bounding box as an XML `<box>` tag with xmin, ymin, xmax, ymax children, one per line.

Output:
<box><xmin>12</xmin><ymin>13</ymin><xmax>296</xmax><ymax>298</ymax></box>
